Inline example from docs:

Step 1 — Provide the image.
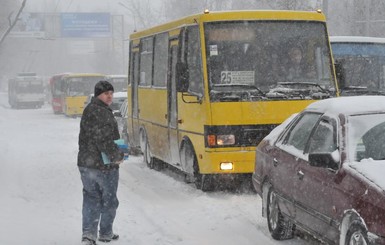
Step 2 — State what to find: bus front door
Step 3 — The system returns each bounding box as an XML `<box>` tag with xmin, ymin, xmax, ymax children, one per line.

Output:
<box><xmin>168</xmin><ymin>45</ymin><xmax>180</xmax><ymax>165</ymax></box>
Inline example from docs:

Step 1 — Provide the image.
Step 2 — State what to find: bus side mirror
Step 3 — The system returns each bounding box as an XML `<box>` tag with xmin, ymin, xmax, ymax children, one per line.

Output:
<box><xmin>334</xmin><ymin>61</ymin><xmax>346</xmax><ymax>89</ymax></box>
<box><xmin>176</xmin><ymin>62</ymin><xmax>189</xmax><ymax>92</ymax></box>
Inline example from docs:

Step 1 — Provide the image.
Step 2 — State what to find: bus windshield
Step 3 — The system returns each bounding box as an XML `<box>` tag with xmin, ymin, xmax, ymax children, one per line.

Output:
<box><xmin>15</xmin><ymin>80</ymin><xmax>44</xmax><ymax>93</ymax></box>
<box><xmin>67</xmin><ymin>76</ymin><xmax>104</xmax><ymax>96</ymax></box>
<box><xmin>109</xmin><ymin>77</ymin><xmax>128</xmax><ymax>92</ymax></box>
<box><xmin>331</xmin><ymin>42</ymin><xmax>385</xmax><ymax>93</ymax></box>
<box><xmin>204</xmin><ymin>21</ymin><xmax>334</xmax><ymax>101</ymax></box>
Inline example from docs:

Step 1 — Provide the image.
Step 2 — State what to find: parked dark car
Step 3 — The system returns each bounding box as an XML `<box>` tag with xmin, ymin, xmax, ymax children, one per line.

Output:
<box><xmin>252</xmin><ymin>96</ymin><xmax>385</xmax><ymax>245</ymax></box>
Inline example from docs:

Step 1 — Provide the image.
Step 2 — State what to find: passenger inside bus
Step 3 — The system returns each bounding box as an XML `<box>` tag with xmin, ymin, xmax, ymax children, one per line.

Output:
<box><xmin>283</xmin><ymin>45</ymin><xmax>316</xmax><ymax>81</ymax></box>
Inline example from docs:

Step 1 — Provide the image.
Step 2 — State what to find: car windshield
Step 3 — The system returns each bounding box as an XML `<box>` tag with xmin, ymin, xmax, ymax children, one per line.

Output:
<box><xmin>348</xmin><ymin>112</ymin><xmax>385</xmax><ymax>161</ymax></box>
<box><xmin>204</xmin><ymin>21</ymin><xmax>334</xmax><ymax>102</ymax></box>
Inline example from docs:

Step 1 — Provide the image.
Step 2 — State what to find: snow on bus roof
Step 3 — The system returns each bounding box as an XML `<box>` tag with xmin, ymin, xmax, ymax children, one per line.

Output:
<box><xmin>305</xmin><ymin>96</ymin><xmax>385</xmax><ymax>115</ymax></box>
<box><xmin>107</xmin><ymin>74</ymin><xmax>127</xmax><ymax>78</ymax></box>
<box><xmin>330</xmin><ymin>36</ymin><xmax>385</xmax><ymax>44</ymax></box>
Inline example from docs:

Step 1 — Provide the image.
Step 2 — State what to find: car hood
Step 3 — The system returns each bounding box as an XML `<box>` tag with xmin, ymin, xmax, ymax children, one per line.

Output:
<box><xmin>348</xmin><ymin>160</ymin><xmax>385</xmax><ymax>192</ymax></box>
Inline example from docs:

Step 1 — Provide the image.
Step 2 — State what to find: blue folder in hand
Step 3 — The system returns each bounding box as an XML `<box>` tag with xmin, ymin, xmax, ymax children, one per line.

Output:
<box><xmin>101</xmin><ymin>139</ymin><xmax>129</xmax><ymax>165</ymax></box>
<box><xmin>114</xmin><ymin>139</ymin><xmax>129</xmax><ymax>160</ymax></box>
<box><xmin>101</xmin><ymin>152</ymin><xmax>111</xmax><ymax>165</ymax></box>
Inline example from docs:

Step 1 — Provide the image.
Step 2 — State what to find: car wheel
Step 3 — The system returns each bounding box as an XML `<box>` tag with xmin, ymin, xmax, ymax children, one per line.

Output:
<box><xmin>267</xmin><ymin>187</ymin><xmax>295</xmax><ymax>240</ymax></box>
<box><xmin>183</xmin><ymin>142</ymin><xmax>214</xmax><ymax>191</ymax></box>
<box><xmin>345</xmin><ymin>220</ymin><xmax>369</xmax><ymax>245</ymax></box>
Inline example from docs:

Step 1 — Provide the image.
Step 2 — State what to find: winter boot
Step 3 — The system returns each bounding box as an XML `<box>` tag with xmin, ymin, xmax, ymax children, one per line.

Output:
<box><xmin>98</xmin><ymin>234</ymin><xmax>119</xmax><ymax>242</ymax></box>
<box><xmin>81</xmin><ymin>237</ymin><xmax>97</xmax><ymax>245</ymax></box>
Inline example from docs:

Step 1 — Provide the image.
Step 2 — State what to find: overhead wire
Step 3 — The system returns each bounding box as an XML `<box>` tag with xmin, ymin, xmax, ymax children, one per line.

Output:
<box><xmin>54</xmin><ymin>0</ymin><xmax>61</xmax><ymax>12</ymax></box>
<box><xmin>66</xmin><ymin>0</ymin><xmax>74</xmax><ymax>12</ymax></box>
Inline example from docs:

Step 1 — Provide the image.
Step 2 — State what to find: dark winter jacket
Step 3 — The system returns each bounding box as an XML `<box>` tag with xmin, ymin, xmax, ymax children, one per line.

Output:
<box><xmin>77</xmin><ymin>97</ymin><xmax>124</xmax><ymax>170</ymax></box>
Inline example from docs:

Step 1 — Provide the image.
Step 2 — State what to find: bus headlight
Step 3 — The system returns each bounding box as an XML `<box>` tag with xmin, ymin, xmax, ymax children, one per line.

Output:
<box><xmin>216</xmin><ymin>134</ymin><xmax>235</xmax><ymax>146</ymax></box>
<box><xmin>207</xmin><ymin>134</ymin><xmax>235</xmax><ymax>146</ymax></box>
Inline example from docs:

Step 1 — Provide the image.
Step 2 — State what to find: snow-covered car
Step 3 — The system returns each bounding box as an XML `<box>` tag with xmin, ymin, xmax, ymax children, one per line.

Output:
<box><xmin>252</xmin><ymin>96</ymin><xmax>385</xmax><ymax>245</ymax></box>
<box><xmin>114</xmin><ymin>99</ymin><xmax>128</xmax><ymax>145</ymax></box>
<box><xmin>110</xmin><ymin>91</ymin><xmax>127</xmax><ymax>114</ymax></box>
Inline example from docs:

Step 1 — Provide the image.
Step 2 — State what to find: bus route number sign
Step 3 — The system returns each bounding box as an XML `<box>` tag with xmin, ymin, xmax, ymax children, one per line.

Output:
<box><xmin>220</xmin><ymin>71</ymin><xmax>255</xmax><ymax>84</ymax></box>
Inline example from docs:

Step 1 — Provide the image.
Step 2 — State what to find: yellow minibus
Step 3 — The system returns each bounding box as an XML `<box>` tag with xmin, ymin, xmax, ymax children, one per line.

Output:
<box><xmin>61</xmin><ymin>73</ymin><xmax>106</xmax><ymax>117</ymax></box>
<box><xmin>127</xmin><ymin>10</ymin><xmax>338</xmax><ymax>191</ymax></box>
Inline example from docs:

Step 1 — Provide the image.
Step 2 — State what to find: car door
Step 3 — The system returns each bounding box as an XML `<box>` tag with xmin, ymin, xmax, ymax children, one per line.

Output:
<box><xmin>272</xmin><ymin>112</ymin><xmax>322</xmax><ymax>219</ymax></box>
<box><xmin>294</xmin><ymin>116</ymin><xmax>340</xmax><ymax>242</ymax></box>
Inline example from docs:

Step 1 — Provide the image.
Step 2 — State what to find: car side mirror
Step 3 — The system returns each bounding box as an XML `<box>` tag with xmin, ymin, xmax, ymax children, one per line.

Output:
<box><xmin>176</xmin><ymin>62</ymin><xmax>189</xmax><ymax>92</ymax></box>
<box><xmin>113</xmin><ymin>110</ymin><xmax>122</xmax><ymax>117</ymax></box>
<box><xmin>309</xmin><ymin>152</ymin><xmax>339</xmax><ymax>171</ymax></box>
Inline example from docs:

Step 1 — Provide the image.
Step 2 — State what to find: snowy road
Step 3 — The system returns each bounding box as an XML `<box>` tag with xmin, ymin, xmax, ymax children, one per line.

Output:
<box><xmin>0</xmin><ymin>92</ymin><xmax>315</xmax><ymax>245</ymax></box>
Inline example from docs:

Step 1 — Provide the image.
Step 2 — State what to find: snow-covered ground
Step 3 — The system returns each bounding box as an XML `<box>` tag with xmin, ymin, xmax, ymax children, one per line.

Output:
<box><xmin>0</xmin><ymin>92</ymin><xmax>315</xmax><ymax>245</ymax></box>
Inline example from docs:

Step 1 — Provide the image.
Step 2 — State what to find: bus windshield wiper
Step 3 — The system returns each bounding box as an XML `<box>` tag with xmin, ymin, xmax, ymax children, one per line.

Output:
<box><xmin>211</xmin><ymin>83</ymin><xmax>266</xmax><ymax>96</ymax></box>
<box><xmin>277</xmin><ymin>82</ymin><xmax>328</xmax><ymax>94</ymax></box>
<box><xmin>267</xmin><ymin>82</ymin><xmax>330</xmax><ymax>99</ymax></box>
<box><xmin>218</xmin><ymin>95</ymin><xmax>241</xmax><ymax>102</ymax></box>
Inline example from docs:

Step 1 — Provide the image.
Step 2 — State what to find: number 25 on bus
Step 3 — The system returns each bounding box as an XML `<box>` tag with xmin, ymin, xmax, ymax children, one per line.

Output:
<box><xmin>126</xmin><ymin>10</ymin><xmax>338</xmax><ymax>191</ymax></box>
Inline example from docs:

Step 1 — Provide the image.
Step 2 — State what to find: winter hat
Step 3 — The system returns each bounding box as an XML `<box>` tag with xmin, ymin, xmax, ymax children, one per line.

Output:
<box><xmin>94</xmin><ymin>80</ymin><xmax>114</xmax><ymax>97</ymax></box>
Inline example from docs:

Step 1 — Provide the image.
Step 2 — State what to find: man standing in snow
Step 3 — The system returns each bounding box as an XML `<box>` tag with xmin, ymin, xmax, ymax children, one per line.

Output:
<box><xmin>77</xmin><ymin>80</ymin><xmax>124</xmax><ymax>245</ymax></box>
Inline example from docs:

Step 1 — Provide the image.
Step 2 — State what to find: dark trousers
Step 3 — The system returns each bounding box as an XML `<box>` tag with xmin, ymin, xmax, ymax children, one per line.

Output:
<box><xmin>79</xmin><ymin>167</ymin><xmax>119</xmax><ymax>240</ymax></box>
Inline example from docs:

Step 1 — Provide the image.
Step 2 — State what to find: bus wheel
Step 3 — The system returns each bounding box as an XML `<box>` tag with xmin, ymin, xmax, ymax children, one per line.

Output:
<box><xmin>152</xmin><ymin>158</ymin><xmax>164</xmax><ymax>171</ymax></box>
<box><xmin>143</xmin><ymin>135</ymin><xmax>154</xmax><ymax>169</ymax></box>
<box><xmin>196</xmin><ymin>173</ymin><xmax>214</xmax><ymax>192</ymax></box>
<box><xmin>64</xmin><ymin>106</ymin><xmax>69</xmax><ymax>117</ymax></box>
<box><xmin>183</xmin><ymin>143</ymin><xmax>214</xmax><ymax>192</ymax></box>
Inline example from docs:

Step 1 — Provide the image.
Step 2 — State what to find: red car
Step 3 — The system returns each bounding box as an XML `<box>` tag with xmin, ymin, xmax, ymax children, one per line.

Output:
<box><xmin>252</xmin><ymin>96</ymin><xmax>385</xmax><ymax>245</ymax></box>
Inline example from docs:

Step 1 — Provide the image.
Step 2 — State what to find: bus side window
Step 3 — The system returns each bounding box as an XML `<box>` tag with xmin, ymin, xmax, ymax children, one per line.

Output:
<box><xmin>153</xmin><ymin>32</ymin><xmax>169</xmax><ymax>88</ymax></box>
<box><xmin>139</xmin><ymin>37</ymin><xmax>154</xmax><ymax>86</ymax></box>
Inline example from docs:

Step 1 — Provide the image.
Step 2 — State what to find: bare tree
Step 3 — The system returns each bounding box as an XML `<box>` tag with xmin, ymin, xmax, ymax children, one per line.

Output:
<box><xmin>262</xmin><ymin>0</ymin><xmax>313</xmax><ymax>10</ymax></box>
<box><xmin>0</xmin><ymin>0</ymin><xmax>27</xmax><ymax>46</ymax></box>
<box><xmin>120</xmin><ymin>0</ymin><xmax>167</xmax><ymax>31</ymax></box>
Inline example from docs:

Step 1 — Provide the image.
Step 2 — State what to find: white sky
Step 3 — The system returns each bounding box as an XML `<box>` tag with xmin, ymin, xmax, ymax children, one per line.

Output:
<box><xmin>0</xmin><ymin>92</ymin><xmax>314</xmax><ymax>244</ymax></box>
<box><xmin>22</xmin><ymin>0</ymin><xmax>156</xmax><ymax>14</ymax></box>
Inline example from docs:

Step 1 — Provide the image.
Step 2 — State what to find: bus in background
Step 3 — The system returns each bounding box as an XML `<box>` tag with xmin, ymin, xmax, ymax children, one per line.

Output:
<box><xmin>127</xmin><ymin>10</ymin><xmax>338</xmax><ymax>191</ymax></box>
<box><xmin>8</xmin><ymin>72</ymin><xmax>45</xmax><ymax>109</ymax></box>
<box><xmin>49</xmin><ymin>73</ymin><xmax>70</xmax><ymax>114</ymax></box>
<box><xmin>61</xmin><ymin>73</ymin><xmax>105</xmax><ymax>117</ymax></box>
<box><xmin>330</xmin><ymin>36</ymin><xmax>385</xmax><ymax>95</ymax></box>
<box><xmin>106</xmin><ymin>75</ymin><xmax>128</xmax><ymax>92</ymax></box>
